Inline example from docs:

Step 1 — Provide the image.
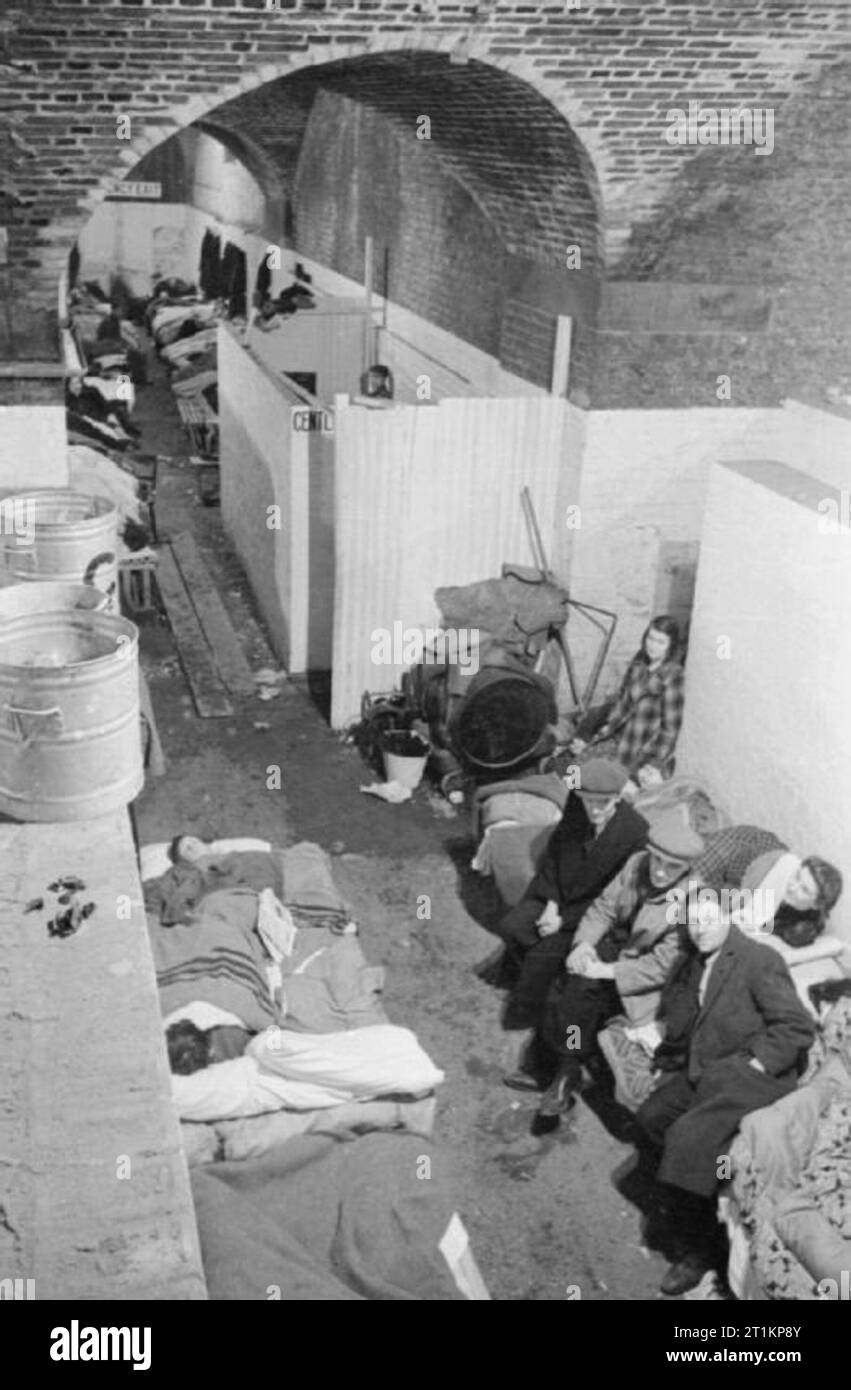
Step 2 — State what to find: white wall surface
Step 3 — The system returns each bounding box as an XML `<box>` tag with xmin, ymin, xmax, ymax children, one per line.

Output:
<box><xmin>331</xmin><ymin>393</ymin><xmax>571</xmax><ymax>727</ymax></box>
<box><xmin>566</xmin><ymin>407</ymin><xmax>776</xmax><ymax>696</ymax></box>
<box><xmin>77</xmin><ymin>202</ymin><xmax>189</xmax><ymax>297</ymax></box>
<box><xmin>249</xmin><ymin>301</ymin><xmax>365</xmax><ymax>404</ymax></box>
<box><xmin>723</xmin><ymin>398</ymin><xmax>851</xmax><ymax>494</ymax></box>
<box><xmin>678</xmin><ymin>459</ymin><xmax>851</xmax><ymax>946</ymax></box>
<box><xmin>0</xmin><ymin>407</ymin><xmax>68</xmax><ymax>492</ymax></box>
<box><xmin>219</xmin><ymin>324</ymin><xmax>333</xmax><ymax>673</ymax></box>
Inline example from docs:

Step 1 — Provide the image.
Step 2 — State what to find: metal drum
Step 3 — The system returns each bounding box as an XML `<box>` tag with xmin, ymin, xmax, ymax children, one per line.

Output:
<box><xmin>0</xmin><ymin>609</ymin><xmax>143</xmax><ymax>822</ymax></box>
<box><xmin>0</xmin><ymin>490</ymin><xmax>119</xmax><ymax>614</ymax></box>
<box><xmin>449</xmin><ymin>666</ymin><xmax>558</xmax><ymax>772</ymax></box>
<box><xmin>0</xmin><ymin>582</ymin><xmax>109</xmax><ymax>622</ymax></box>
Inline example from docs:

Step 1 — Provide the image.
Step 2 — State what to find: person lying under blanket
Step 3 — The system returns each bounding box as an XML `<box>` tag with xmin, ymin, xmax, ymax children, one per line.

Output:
<box><xmin>167</xmin><ymin>1020</ymin><xmax>253</xmax><ymax>1074</ymax></box>
<box><xmin>144</xmin><ymin>834</ymin><xmax>285</xmax><ymax>926</ymax></box>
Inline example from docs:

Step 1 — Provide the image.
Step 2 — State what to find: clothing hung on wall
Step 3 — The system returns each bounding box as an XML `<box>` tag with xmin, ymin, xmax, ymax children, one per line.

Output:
<box><xmin>220</xmin><ymin>241</ymin><xmax>247</xmax><ymax>319</ymax></box>
<box><xmin>199</xmin><ymin>228</ymin><xmax>222</xmax><ymax>300</ymax></box>
<box><xmin>254</xmin><ymin>254</ymin><xmax>271</xmax><ymax>307</ymax></box>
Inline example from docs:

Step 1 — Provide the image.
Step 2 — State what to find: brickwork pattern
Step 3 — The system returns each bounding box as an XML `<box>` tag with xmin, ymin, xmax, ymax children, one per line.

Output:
<box><xmin>1</xmin><ymin>0</ymin><xmax>847</xmax><ymax>311</ymax></box>
<box><xmin>293</xmin><ymin>88</ymin><xmax>509</xmax><ymax>356</ymax></box>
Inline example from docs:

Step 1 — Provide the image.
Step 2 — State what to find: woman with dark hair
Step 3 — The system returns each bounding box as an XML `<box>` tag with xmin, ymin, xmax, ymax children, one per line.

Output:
<box><xmin>736</xmin><ymin>851</ymin><xmax>843</xmax><ymax>949</ymax></box>
<box><xmin>571</xmin><ymin>615</ymin><xmax>686</xmax><ymax>786</ymax></box>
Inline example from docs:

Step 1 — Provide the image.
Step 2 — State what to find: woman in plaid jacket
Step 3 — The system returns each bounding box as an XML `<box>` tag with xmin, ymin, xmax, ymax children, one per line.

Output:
<box><xmin>573</xmin><ymin>615</ymin><xmax>685</xmax><ymax>784</ymax></box>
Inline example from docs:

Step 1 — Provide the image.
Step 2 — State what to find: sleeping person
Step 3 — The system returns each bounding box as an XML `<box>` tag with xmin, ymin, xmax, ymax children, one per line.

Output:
<box><xmin>144</xmin><ymin>834</ymin><xmax>284</xmax><ymax>926</ymax></box>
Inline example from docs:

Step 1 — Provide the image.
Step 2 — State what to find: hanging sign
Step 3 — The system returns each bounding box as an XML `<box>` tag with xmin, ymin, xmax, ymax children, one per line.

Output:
<box><xmin>107</xmin><ymin>182</ymin><xmax>162</xmax><ymax>201</ymax></box>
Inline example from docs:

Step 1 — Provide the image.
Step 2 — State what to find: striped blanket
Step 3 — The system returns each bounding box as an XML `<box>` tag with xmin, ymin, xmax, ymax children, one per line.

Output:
<box><xmin>151</xmin><ymin>888</ymin><xmax>277</xmax><ymax>1032</ymax></box>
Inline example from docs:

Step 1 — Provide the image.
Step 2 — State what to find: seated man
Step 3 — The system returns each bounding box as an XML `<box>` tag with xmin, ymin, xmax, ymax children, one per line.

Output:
<box><xmin>492</xmin><ymin>759</ymin><xmax>648</xmax><ymax>1073</ymax></box>
<box><xmin>635</xmin><ymin>889</ymin><xmax>815</xmax><ymax>1296</ymax></box>
<box><xmin>519</xmin><ymin>810</ymin><xmax>705</xmax><ymax>1123</ymax></box>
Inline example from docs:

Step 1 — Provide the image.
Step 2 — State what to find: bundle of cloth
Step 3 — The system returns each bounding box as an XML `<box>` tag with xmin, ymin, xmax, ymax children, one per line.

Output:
<box><xmin>152</xmin><ymin>298</ymin><xmax>219</xmax><ymax>349</ymax></box>
<box><xmin>66</xmin><ymin>445</ymin><xmax>151</xmax><ymax>557</ymax></box>
<box><xmin>723</xmin><ymin>996</ymin><xmax>851</xmax><ymax>1299</ymax></box>
<box><xmin>192</xmin><ymin>1131</ymin><xmax>490</xmax><ymax>1301</ymax></box>
<box><xmin>141</xmin><ymin>838</ymin><xmax>444</xmax><ymax>1162</ymax></box>
<box><xmin>160</xmin><ymin>325</ymin><xmax>219</xmax><ymax>369</ymax></box>
<box><xmin>471</xmin><ymin>772</ymin><xmax>568</xmax><ymax>907</ymax></box>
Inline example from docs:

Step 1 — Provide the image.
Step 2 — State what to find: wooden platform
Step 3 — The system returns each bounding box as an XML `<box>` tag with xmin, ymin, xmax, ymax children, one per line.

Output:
<box><xmin>0</xmin><ymin>810</ymin><xmax>207</xmax><ymax>1299</ymax></box>
<box><xmin>155</xmin><ymin>546</ymin><xmax>233</xmax><ymax>717</ymax></box>
<box><xmin>175</xmin><ymin>395</ymin><xmax>218</xmax><ymax>455</ymax></box>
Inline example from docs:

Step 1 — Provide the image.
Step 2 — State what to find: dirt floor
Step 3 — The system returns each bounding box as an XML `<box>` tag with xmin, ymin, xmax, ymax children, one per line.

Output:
<box><xmin>131</xmin><ymin>348</ymin><xmax>675</xmax><ymax>1303</ymax></box>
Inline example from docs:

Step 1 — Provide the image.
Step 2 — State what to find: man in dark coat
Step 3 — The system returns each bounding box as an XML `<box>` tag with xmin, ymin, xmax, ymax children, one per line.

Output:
<box><xmin>490</xmin><ymin>758</ymin><xmax>648</xmax><ymax>1075</ymax></box>
<box><xmin>636</xmin><ymin>889</ymin><xmax>815</xmax><ymax>1295</ymax></box>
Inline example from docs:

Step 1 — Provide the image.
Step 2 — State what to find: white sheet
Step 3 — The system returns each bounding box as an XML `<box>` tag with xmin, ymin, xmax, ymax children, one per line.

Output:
<box><xmin>172</xmin><ymin>1024</ymin><xmax>445</xmax><ymax>1122</ymax></box>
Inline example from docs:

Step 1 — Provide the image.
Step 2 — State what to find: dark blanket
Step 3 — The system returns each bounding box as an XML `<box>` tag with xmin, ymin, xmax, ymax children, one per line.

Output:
<box><xmin>144</xmin><ymin>851</ymin><xmax>284</xmax><ymax>926</ymax></box>
<box><xmin>191</xmin><ymin>1133</ymin><xmax>467</xmax><ymax>1301</ymax></box>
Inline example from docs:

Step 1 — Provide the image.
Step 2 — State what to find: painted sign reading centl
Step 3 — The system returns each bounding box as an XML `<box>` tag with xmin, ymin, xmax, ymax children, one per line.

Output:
<box><xmin>107</xmin><ymin>182</ymin><xmax>162</xmax><ymax>200</ymax></box>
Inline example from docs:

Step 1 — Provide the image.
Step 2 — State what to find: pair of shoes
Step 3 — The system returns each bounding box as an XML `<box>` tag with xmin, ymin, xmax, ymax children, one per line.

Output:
<box><xmin>660</xmin><ymin>1252</ymin><xmax>713</xmax><ymax>1297</ymax></box>
<box><xmin>503</xmin><ymin>1070</ymin><xmax>542</xmax><ymax>1092</ymax></box>
<box><xmin>536</xmin><ymin>1071</ymin><xmax>577</xmax><ymax>1119</ymax></box>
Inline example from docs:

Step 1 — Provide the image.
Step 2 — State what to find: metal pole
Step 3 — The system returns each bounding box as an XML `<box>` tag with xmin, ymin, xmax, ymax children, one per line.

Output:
<box><xmin>363</xmin><ymin>235</ymin><xmax>373</xmax><ymax>375</ymax></box>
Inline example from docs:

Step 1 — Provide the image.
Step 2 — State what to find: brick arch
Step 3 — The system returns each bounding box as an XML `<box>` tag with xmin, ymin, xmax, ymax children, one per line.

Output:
<box><xmin>73</xmin><ymin>35</ymin><xmax>609</xmax><ymax>269</ymax></box>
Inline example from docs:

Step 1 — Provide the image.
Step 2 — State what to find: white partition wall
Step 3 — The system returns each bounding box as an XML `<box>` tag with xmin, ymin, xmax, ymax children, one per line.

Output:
<box><xmin>678</xmin><ymin>458</ymin><xmax>851</xmax><ymax>945</ymax></box>
<box><xmin>219</xmin><ymin>323</ymin><xmax>334</xmax><ymax>673</ymax></box>
<box><xmin>330</xmin><ymin>394</ymin><xmax>572</xmax><ymax>728</ymax></box>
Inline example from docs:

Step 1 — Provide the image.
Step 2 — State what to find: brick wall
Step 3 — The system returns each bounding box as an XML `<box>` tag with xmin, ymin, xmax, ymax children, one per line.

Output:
<box><xmin>587</xmin><ymin>62</ymin><xmax>851</xmax><ymax>409</ymax></box>
<box><xmin>293</xmin><ymin>90</ymin><xmax>508</xmax><ymax>358</ymax></box>
<box><xmin>1</xmin><ymin>2</ymin><xmax>846</xmax><ymax>303</ymax></box>
<box><xmin>1</xmin><ymin>1</ymin><xmax>848</xmax><ymax>400</ymax></box>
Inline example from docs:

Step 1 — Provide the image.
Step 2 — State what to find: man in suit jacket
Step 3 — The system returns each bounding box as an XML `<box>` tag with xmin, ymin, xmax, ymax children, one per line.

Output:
<box><xmin>493</xmin><ymin>759</ymin><xmax>648</xmax><ymax>1054</ymax></box>
<box><xmin>636</xmin><ymin>889</ymin><xmax>815</xmax><ymax>1296</ymax></box>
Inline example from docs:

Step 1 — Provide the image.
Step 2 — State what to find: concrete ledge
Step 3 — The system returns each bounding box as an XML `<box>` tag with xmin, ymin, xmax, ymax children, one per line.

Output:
<box><xmin>0</xmin><ymin>810</ymin><xmax>206</xmax><ymax>1300</ymax></box>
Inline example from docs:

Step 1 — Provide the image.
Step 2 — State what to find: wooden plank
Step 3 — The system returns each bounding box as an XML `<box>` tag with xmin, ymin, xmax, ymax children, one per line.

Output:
<box><xmin>155</xmin><ymin>545</ymin><xmax>233</xmax><ymax>717</ymax></box>
<box><xmin>170</xmin><ymin>531</ymin><xmax>256</xmax><ymax>698</ymax></box>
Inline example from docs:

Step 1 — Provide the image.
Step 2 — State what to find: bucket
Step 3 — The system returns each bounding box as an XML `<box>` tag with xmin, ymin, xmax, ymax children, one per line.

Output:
<box><xmin>381</xmin><ymin>730</ymin><xmax>430</xmax><ymax>790</ymax></box>
<box><xmin>0</xmin><ymin>582</ymin><xmax>109</xmax><ymax>622</ymax></box>
<box><xmin>0</xmin><ymin>490</ymin><xmax>120</xmax><ymax>615</ymax></box>
<box><xmin>0</xmin><ymin>609</ymin><xmax>143</xmax><ymax>821</ymax></box>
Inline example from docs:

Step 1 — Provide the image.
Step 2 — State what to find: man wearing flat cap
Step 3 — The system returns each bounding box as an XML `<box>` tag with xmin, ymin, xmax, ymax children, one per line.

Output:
<box><xmin>492</xmin><ymin>759</ymin><xmax>648</xmax><ymax>1080</ymax></box>
<box><xmin>527</xmin><ymin>808</ymin><xmax>705</xmax><ymax>1124</ymax></box>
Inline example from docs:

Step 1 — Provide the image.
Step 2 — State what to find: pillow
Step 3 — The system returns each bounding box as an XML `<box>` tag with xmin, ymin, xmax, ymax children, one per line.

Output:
<box><xmin>140</xmin><ymin>837</ymin><xmax>271</xmax><ymax>882</ymax></box>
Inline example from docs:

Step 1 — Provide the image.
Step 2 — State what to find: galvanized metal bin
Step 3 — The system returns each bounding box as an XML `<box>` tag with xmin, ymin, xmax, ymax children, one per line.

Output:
<box><xmin>0</xmin><ymin>609</ymin><xmax>143</xmax><ymax>822</ymax></box>
<box><xmin>0</xmin><ymin>490</ymin><xmax>119</xmax><ymax>614</ymax></box>
<box><xmin>0</xmin><ymin>582</ymin><xmax>108</xmax><ymax>622</ymax></box>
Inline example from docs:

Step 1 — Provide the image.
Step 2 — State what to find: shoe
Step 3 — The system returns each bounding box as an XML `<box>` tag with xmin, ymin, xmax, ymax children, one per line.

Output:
<box><xmin>474</xmin><ymin>947</ymin><xmax>516</xmax><ymax>990</ymax></box>
<box><xmin>660</xmin><ymin>1252</ymin><xmax>712</xmax><ymax>1297</ymax></box>
<box><xmin>536</xmin><ymin>1071</ymin><xmax>578</xmax><ymax>1119</ymax></box>
<box><xmin>503</xmin><ymin>1070</ymin><xmax>542</xmax><ymax>1092</ymax></box>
